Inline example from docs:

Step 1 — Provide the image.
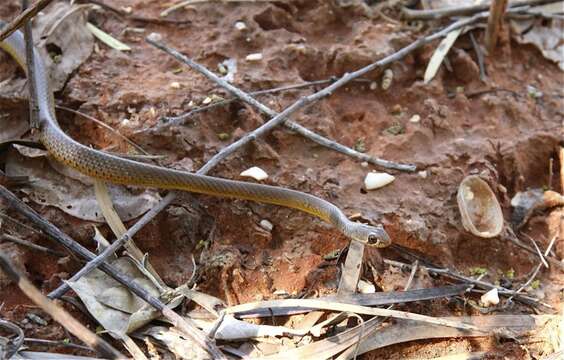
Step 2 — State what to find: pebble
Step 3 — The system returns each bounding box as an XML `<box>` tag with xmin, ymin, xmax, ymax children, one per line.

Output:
<box><xmin>418</xmin><ymin>170</ymin><xmax>428</xmax><ymax>178</ymax></box>
<box><xmin>357</xmin><ymin>279</ymin><xmax>376</xmax><ymax>294</ymax></box>
<box><xmin>364</xmin><ymin>172</ymin><xmax>395</xmax><ymax>190</ymax></box>
<box><xmin>169</xmin><ymin>81</ymin><xmax>181</xmax><ymax>89</ymax></box>
<box><xmin>409</xmin><ymin>114</ymin><xmax>421</xmax><ymax>123</ymax></box>
<box><xmin>245</xmin><ymin>53</ymin><xmax>263</xmax><ymax>61</ymax></box>
<box><xmin>259</xmin><ymin>219</ymin><xmax>273</xmax><ymax>232</ymax></box>
<box><xmin>480</xmin><ymin>288</ymin><xmax>499</xmax><ymax>307</ymax></box>
<box><xmin>240</xmin><ymin>166</ymin><xmax>268</xmax><ymax>181</ymax></box>
<box><xmin>234</xmin><ymin>21</ymin><xmax>247</xmax><ymax>31</ymax></box>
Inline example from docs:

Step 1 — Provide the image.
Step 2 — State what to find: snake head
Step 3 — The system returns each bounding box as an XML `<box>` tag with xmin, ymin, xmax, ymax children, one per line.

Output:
<box><xmin>349</xmin><ymin>222</ymin><xmax>391</xmax><ymax>248</ymax></box>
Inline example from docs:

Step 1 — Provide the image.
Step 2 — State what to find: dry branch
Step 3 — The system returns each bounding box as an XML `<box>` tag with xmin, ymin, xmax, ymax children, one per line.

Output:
<box><xmin>0</xmin><ymin>0</ymin><xmax>55</xmax><ymax>42</ymax></box>
<box><xmin>485</xmin><ymin>0</ymin><xmax>508</xmax><ymax>53</ymax></box>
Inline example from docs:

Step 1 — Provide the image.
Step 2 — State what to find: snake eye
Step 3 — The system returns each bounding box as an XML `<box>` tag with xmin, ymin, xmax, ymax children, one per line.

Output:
<box><xmin>367</xmin><ymin>233</ymin><xmax>378</xmax><ymax>244</ymax></box>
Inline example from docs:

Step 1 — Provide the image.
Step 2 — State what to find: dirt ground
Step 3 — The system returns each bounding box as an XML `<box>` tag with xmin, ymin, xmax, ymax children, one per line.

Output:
<box><xmin>0</xmin><ymin>0</ymin><xmax>563</xmax><ymax>359</ymax></box>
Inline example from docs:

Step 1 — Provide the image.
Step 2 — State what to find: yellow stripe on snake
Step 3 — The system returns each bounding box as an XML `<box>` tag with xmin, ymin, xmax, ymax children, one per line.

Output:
<box><xmin>0</xmin><ymin>22</ymin><xmax>391</xmax><ymax>247</ymax></box>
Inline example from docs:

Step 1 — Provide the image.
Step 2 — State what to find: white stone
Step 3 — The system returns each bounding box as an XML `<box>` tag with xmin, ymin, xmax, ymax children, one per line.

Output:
<box><xmin>480</xmin><ymin>288</ymin><xmax>499</xmax><ymax>307</ymax></box>
<box><xmin>364</xmin><ymin>172</ymin><xmax>395</xmax><ymax>190</ymax></box>
<box><xmin>357</xmin><ymin>279</ymin><xmax>376</xmax><ymax>294</ymax></box>
<box><xmin>259</xmin><ymin>219</ymin><xmax>273</xmax><ymax>232</ymax></box>
<box><xmin>234</xmin><ymin>21</ymin><xmax>247</xmax><ymax>31</ymax></box>
<box><xmin>169</xmin><ymin>81</ymin><xmax>181</xmax><ymax>89</ymax></box>
<box><xmin>240</xmin><ymin>166</ymin><xmax>268</xmax><ymax>181</ymax></box>
<box><xmin>246</xmin><ymin>53</ymin><xmax>263</xmax><ymax>61</ymax></box>
<box><xmin>409</xmin><ymin>114</ymin><xmax>421</xmax><ymax>123</ymax></box>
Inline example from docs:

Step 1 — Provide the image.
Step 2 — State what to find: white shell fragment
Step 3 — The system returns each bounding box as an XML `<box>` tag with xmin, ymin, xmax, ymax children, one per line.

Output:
<box><xmin>409</xmin><ymin>114</ymin><xmax>421</xmax><ymax>123</ymax></box>
<box><xmin>240</xmin><ymin>166</ymin><xmax>268</xmax><ymax>181</ymax></box>
<box><xmin>364</xmin><ymin>172</ymin><xmax>395</xmax><ymax>190</ymax></box>
<box><xmin>234</xmin><ymin>21</ymin><xmax>247</xmax><ymax>31</ymax></box>
<box><xmin>480</xmin><ymin>288</ymin><xmax>500</xmax><ymax>307</ymax></box>
<box><xmin>357</xmin><ymin>279</ymin><xmax>376</xmax><ymax>294</ymax></box>
<box><xmin>259</xmin><ymin>219</ymin><xmax>273</xmax><ymax>232</ymax></box>
<box><xmin>245</xmin><ymin>53</ymin><xmax>263</xmax><ymax>61</ymax></box>
<box><xmin>169</xmin><ymin>81</ymin><xmax>181</xmax><ymax>89</ymax></box>
<box><xmin>457</xmin><ymin>175</ymin><xmax>503</xmax><ymax>238</ymax></box>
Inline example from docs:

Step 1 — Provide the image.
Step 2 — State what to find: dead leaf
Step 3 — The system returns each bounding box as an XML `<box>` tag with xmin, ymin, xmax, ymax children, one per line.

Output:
<box><xmin>33</xmin><ymin>2</ymin><xmax>94</xmax><ymax>92</ymax></box>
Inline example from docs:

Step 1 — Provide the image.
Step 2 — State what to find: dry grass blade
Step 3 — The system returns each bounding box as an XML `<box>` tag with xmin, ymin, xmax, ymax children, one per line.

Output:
<box><xmin>226</xmin><ymin>299</ymin><xmax>480</xmax><ymax>330</ymax></box>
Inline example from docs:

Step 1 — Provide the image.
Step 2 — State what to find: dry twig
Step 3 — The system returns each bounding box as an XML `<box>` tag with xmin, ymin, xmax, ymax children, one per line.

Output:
<box><xmin>1</xmin><ymin>234</ymin><xmax>65</xmax><ymax>257</ymax></box>
<box><xmin>485</xmin><ymin>0</ymin><xmax>508</xmax><ymax>53</ymax></box>
<box><xmin>0</xmin><ymin>0</ymin><xmax>55</xmax><ymax>42</ymax></box>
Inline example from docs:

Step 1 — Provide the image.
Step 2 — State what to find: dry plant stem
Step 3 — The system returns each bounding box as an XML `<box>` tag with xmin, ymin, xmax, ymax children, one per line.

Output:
<box><xmin>524</xmin><ymin>233</ymin><xmax>549</xmax><ymax>268</ymax></box>
<box><xmin>161</xmin><ymin>0</ymin><xmax>279</xmax><ymax>17</ymax></box>
<box><xmin>0</xmin><ymin>0</ymin><xmax>55</xmax><ymax>42</ymax></box>
<box><xmin>78</xmin><ymin>0</ymin><xmax>191</xmax><ymax>24</ymax></box>
<box><xmin>56</xmin><ymin>105</ymin><xmax>151</xmax><ymax>156</ymax></box>
<box><xmin>401</xmin><ymin>0</ymin><xmax>558</xmax><ymax>20</ymax></box>
<box><xmin>161</xmin><ymin>78</ymin><xmax>359</xmax><ymax>125</ymax></box>
<box><xmin>146</xmin><ymin>37</ymin><xmax>419</xmax><ymax>172</ymax></box>
<box><xmin>383</xmin><ymin>258</ymin><xmax>550</xmax><ymax>307</ymax></box>
<box><xmin>1</xmin><ymin>234</ymin><xmax>66</xmax><ymax>256</ymax></box>
<box><xmin>0</xmin><ymin>186</ymin><xmax>225</xmax><ymax>360</ymax></box>
<box><xmin>507</xmin><ymin>235</ymin><xmax>558</xmax><ymax>303</ymax></box>
<box><xmin>469</xmin><ymin>31</ymin><xmax>486</xmax><ymax>81</ymax></box>
<box><xmin>24</xmin><ymin>338</ymin><xmax>93</xmax><ymax>352</ymax></box>
<box><xmin>485</xmin><ymin>0</ymin><xmax>508</xmax><ymax>53</ymax></box>
<box><xmin>560</xmin><ymin>147</ymin><xmax>564</xmax><ymax>194</ymax></box>
<box><xmin>0</xmin><ymin>255</ymin><xmax>124</xmax><ymax>359</ymax></box>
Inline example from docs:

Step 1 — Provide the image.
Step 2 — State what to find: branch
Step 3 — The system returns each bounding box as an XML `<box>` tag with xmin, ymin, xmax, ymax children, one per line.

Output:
<box><xmin>146</xmin><ymin>36</ymin><xmax>417</xmax><ymax>172</ymax></box>
<box><xmin>401</xmin><ymin>0</ymin><xmax>559</xmax><ymax>20</ymax></box>
<box><xmin>21</xmin><ymin>0</ymin><xmax>40</xmax><ymax>130</ymax></box>
<box><xmin>0</xmin><ymin>0</ymin><xmax>55</xmax><ymax>42</ymax></box>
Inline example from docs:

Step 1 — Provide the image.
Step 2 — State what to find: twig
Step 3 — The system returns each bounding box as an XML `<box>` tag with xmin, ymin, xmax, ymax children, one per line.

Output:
<box><xmin>56</xmin><ymin>105</ymin><xmax>151</xmax><ymax>156</ymax></box>
<box><xmin>0</xmin><ymin>319</ymin><xmax>24</xmax><ymax>359</ymax></box>
<box><xmin>505</xmin><ymin>227</ymin><xmax>564</xmax><ymax>270</ymax></box>
<box><xmin>469</xmin><ymin>31</ymin><xmax>487</xmax><ymax>82</ymax></box>
<box><xmin>507</xmin><ymin>234</ymin><xmax>558</xmax><ymax>303</ymax></box>
<box><xmin>0</xmin><ymin>0</ymin><xmax>55</xmax><ymax>42</ymax></box>
<box><xmin>0</xmin><ymin>185</ymin><xmax>226</xmax><ymax>360</ymax></box>
<box><xmin>0</xmin><ymin>254</ymin><xmax>124</xmax><ymax>359</ymax></box>
<box><xmin>559</xmin><ymin>147</ymin><xmax>564</xmax><ymax>194</ymax></box>
<box><xmin>21</xmin><ymin>0</ymin><xmax>40</xmax><ymax>130</ymax></box>
<box><xmin>146</xmin><ymin>37</ymin><xmax>418</xmax><ymax>172</ymax></box>
<box><xmin>401</xmin><ymin>0</ymin><xmax>559</xmax><ymax>20</ymax></box>
<box><xmin>24</xmin><ymin>337</ymin><xmax>93</xmax><ymax>352</ymax></box>
<box><xmin>1</xmin><ymin>234</ymin><xmax>66</xmax><ymax>257</ymax></box>
<box><xmin>161</xmin><ymin>0</ymin><xmax>279</xmax><ymax>17</ymax></box>
<box><xmin>337</xmin><ymin>241</ymin><xmax>365</xmax><ymax>296</ymax></box>
<box><xmin>523</xmin><ymin>234</ymin><xmax>549</xmax><ymax>268</ymax></box>
<box><xmin>77</xmin><ymin>0</ymin><xmax>191</xmax><ymax>24</ymax></box>
<box><xmin>383</xmin><ymin>258</ymin><xmax>551</xmax><ymax>308</ymax></box>
<box><xmin>159</xmin><ymin>78</ymin><xmax>368</xmax><ymax>126</ymax></box>
<box><xmin>485</xmin><ymin>0</ymin><xmax>508</xmax><ymax>54</ymax></box>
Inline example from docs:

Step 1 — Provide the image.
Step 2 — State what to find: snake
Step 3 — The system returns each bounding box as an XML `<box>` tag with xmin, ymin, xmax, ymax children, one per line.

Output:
<box><xmin>0</xmin><ymin>22</ymin><xmax>391</xmax><ymax>247</ymax></box>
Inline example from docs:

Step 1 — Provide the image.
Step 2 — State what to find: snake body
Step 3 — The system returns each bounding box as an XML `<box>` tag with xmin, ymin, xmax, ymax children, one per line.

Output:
<box><xmin>0</xmin><ymin>23</ymin><xmax>391</xmax><ymax>247</ymax></box>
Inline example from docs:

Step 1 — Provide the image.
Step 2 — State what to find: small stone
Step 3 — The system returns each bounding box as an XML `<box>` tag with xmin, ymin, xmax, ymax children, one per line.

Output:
<box><xmin>202</xmin><ymin>97</ymin><xmax>212</xmax><ymax>105</ymax></box>
<box><xmin>369</xmin><ymin>81</ymin><xmax>378</xmax><ymax>90</ymax></box>
<box><xmin>480</xmin><ymin>288</ymin><xmax>499</xmax><ymax>307</ymax></box>
<box><xmin>146</xmin><ymin>32</ymin><xmax>162</xmax><ymax>42</ymax></box>
<box><xmin>357</xmin><ymin>279</ymin><xmax>376</xmax><ymax>294</ymax></box>
<box><xmin>170</xmin><ymin>81</ymin><xmax>181</xmax><ymax>89</ymax></box>
<box><xmin>240</xmin><ymin>166</ymin><xmax>268</xmax><ymax>181</ymax></box>
<box><xmin>259</xmin><ymin>219</ymin><xmax>273</xmax><ymax>232</ymax></box>
<box><xmin>364</xmin><ymin>172</ymin><xmax>395</xmax><ymax>190</ymax></box>
<box><xmin>217</xmin><ymin>63</ymin><xmax>227</xmax><ymax>74</ymax></box>
<box><xmin>217</xmin><ymin>133</ymin><xmax>230</xmax><ymax>141</ymax></box>
<box><xmin>360</xmin><ymin>161</ymin><xmax>368</xmax><ymax>168</ymax></box>
<box><xmin>381</xmin><ymin>69</ymin><xmax>393</xmax><ymax>90</ymax></box>
<box><xmin>418</xmin><ymin>170</ymin><xmax>428</xmax><ymax>178</ymax></box>
<box><xmin>409</xmin><ymin>114</ymin><xmax>421</xmax><ymax>123</ymax></box>
<box><xmin>245</xmin><ymin>53</ymin><xmax>263</xmax><ymax>61</ymax></box>
<box><xmin>234</xmin><ymin>21</ymin><xmax>247</xmax><ymax>31</ymax></box>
